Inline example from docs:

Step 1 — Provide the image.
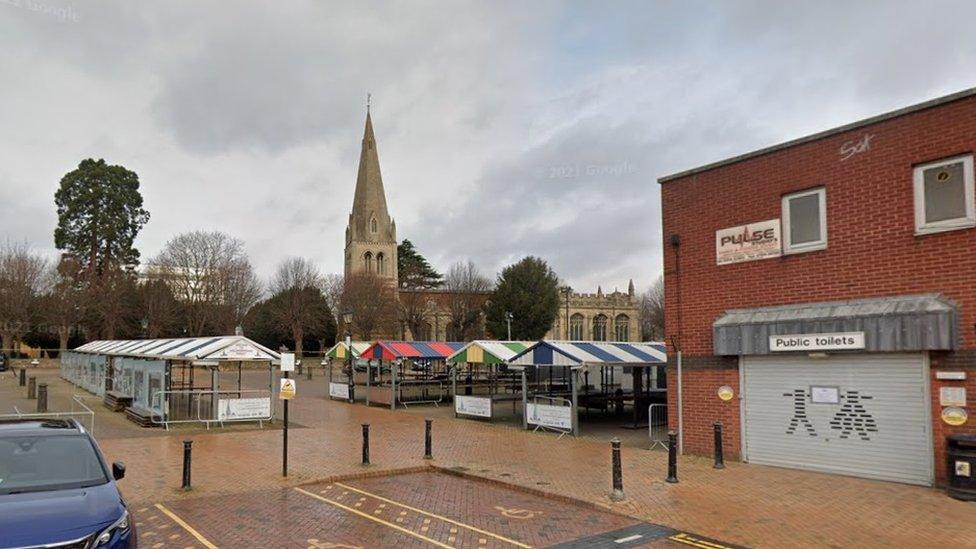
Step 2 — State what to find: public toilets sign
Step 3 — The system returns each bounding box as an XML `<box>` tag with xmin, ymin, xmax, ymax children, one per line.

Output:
<box><xmin>769</xmin><ymin>332</ymin><xmax>865</xmax><ymax>352</ymax></box>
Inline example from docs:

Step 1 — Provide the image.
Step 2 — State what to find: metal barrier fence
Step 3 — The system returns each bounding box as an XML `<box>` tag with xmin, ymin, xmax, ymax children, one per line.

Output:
<box><xmin>648</xmin><ymin>403</ymin><xmax>668</xmax><ymax>450</ymax></box>
<box><xmin>397</xmin><ymin>380</ymin><xmax>446</xmax><ymax>407</ymax></box>
<box><xmin>528</xmin><ymin>395</ymin><xmax>573</xmax><ymax>438</ymax></box>
<box><xmin>2</xmin><ymin>395</ymin><xmax>96</xmax><ymax>435</ymax></box>
<box><xmin>149</xmin><ymin>389</ymin><xmax>274</xmax><ymax>430</ymax></box>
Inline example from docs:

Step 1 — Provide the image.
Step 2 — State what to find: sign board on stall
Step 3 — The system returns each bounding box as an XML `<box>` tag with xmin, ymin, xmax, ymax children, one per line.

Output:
<box><xmin>214</xmin><ymin>341</ymin><xmax>262</xmax><ymax>360</ymax></box>
<box><xmin>455</xmin><ymin>395</ymin><xmax>492</xmax><ymax>418</ymax></box>
<box><xmin>526</xmin><ymin>402</ymin><xmax>572</xmax><ymax>431</ymax></box>
<box><xmin>769</xmin><ymin>332</ymin><xmax>865</xmax><ymax>352</ymax></box>
<box><xmin>280</xmin><ymin>352</ymin><xmax>295</xmax><ymax>372</ymax></box>
<box><xmin>329</xmin><ymin>382</ymin><xmax>350</xmax><ymax>400</ymax></box>
<box><xmin>217</xmin><ymin>398</ymin><xmax>271</xmax><ymax>420</ymax></box>
<box><xmin>716</xmin><ymin>219</ymin><xmax>782</xmax><ymax>265</ymax></box>
<box><xmin>279</xmin><ymin>378</ymin><xmax>296</xmax><ymax>400</ymax></box>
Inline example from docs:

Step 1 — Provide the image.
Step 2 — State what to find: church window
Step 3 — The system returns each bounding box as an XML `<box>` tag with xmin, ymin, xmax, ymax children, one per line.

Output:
<box><xmin>592</xmin><ymin>314</ymin><xmax>608</xmax><ymax>341</ymax></box>
<box><xmin>364</xmin><ymin>252</ymin><xmax>373</xmax><ymax>272</ymax></box>
<box><xmin>614</xmin><ymin>314</ymin><xmax>630</xmax><ymax>341</ymax></box>
<box><xmin>370</xmin><ymin>217</ymin><xmax>377</xmax><ymax>233</ymax></box>
<box><xmin>376</xmin><ymin>252</ymin><xmax>385</xmax><ymax>275</ymax></box>
<box><xmin>569</xmin><ymin>314</ymin><xmax>584</xmax><ymax>340</ymax></box>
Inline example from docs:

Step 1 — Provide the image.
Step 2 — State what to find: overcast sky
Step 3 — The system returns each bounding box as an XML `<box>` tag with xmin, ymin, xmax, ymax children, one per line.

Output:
<box><xmin>2</xmin><ymin>1</ymin><xmax>975</xmax><ymax>293</ymax></box>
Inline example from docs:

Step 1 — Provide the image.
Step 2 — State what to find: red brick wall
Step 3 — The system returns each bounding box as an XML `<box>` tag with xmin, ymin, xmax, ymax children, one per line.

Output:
<box><xmin>930</xmin><ymin>351</ymin><xmax>976</xmax><ymax>482</ymax></box>
<box><xmin>661</xmin><ymin>94</ymin><xmax>976</xmax><ymax>482</ymax></box>
<box><xmin>661</xmin><ymin>95</ymin><xmax>976</xmax><ymax>356</ymax></box>
<box><xmin>666</xmin><ymin>356</ymin><xmax>741</xmax><ymax>458</ymax></box>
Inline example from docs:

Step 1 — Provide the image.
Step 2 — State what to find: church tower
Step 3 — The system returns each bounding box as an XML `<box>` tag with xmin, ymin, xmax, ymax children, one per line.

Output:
<box><xmin>345</xmin><ymin>109</ymin><xmax>398</xmax><ymax>283</ymax></box>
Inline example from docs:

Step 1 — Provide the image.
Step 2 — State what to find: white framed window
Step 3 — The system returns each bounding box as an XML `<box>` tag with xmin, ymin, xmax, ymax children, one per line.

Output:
<box><xmin>913</xmin><ymin>154</ymin><xmax>975</xmax><ymax>235</ymax></box>
<box><xmin>782</xmin><ymin>187</ymin><xmax>827</xmax><ymax>254</ymax></box>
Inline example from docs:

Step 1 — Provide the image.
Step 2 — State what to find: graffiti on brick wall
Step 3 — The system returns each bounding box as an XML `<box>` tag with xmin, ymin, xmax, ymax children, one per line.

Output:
<box><xmin>839</xmin><ymin>133</ymin><xmax>874</xmax><ymax>161</ymax></box>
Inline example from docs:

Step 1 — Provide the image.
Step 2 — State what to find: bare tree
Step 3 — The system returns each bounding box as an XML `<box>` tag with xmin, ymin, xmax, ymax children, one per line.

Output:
<box><xmin>43</xmin><ymin>256</ymin><xmax>86</xmax><ymax>350</ymax></box>
<box><xmin>398</xmin><ymin>289</ymin><xmax>434</xmax><ymax>340</ymax></box>
<box><xmin>639</xmin><ymin>276</ymin><xmax>665</xmax><ymax>341</ymax></box>
<box><xmin>444</xmin><ymin>260</ymin><xmax>492</xmax><ymax>341</ymax></box>
<box><xmin>270</xmin><ymin>257</ymin><xmax>321</xmax><ymax>294</ymax></box>
<box><xmin>341</xmin><ymin>272</ymin><xmax>396</xmax><ymax>340</ymax></box>
<box><xmin>0</xmin><ymin>242</ymin><xmax>48</xmax><ymax>352</ymax></box>
<box><xmin>151</xmin><ymin>231</ymin><xmax>261</xmax><ymax>336</ymax></box>
<box><xmin>222</xmin><ymin>257</ymin><xmax>263</xmax><ymax>333</ymax></box>
<box><xmin>87</xmin><ymin>266</ymin><xmax>138</xmax><ymax>339</ymax></box>
<box><xmin>135</xmin><ymin>278</ymin><xmax>183</xmax><ymax>338</ymax></box>
<box><xmin>268</xmin><ymin>258</ymin><xmax>325</xmax><ymax>356</ymax></box>
<box><xmin>320</xmin><ymin>273</ymin><xmax>344</xmax><ymax>319</ymax></box>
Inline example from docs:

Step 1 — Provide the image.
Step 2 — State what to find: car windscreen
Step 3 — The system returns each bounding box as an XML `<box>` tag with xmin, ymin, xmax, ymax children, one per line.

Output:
<box><xmin>0</xmin><ymin>435</ymin><xmax>108</xmax><ymax>494</ymax></box>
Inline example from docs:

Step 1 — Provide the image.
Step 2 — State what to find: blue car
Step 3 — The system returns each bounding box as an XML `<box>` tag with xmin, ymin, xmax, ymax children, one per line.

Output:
<box><xmin>0</xmin><ymin>419</ymin><xmax>135</xmax><ymax>548</ymax></box>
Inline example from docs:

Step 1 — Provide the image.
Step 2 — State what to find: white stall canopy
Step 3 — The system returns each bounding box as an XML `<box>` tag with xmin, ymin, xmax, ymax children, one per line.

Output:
<box><xmin>74</xmin><ymin>336</ymin><xmax>280</xmax><ymax>363</ymax></box>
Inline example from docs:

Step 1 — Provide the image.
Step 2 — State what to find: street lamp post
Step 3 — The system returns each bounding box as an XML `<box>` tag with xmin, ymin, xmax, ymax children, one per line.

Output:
<box><xmin>504</xmin><ymin>311</ymin><xmax>513</xmax><ymax>340</ymax></box>
<box><xmin>342</xmin><ymin>310</ymin><xmax>354</xmax><ymax>404</ymax></box>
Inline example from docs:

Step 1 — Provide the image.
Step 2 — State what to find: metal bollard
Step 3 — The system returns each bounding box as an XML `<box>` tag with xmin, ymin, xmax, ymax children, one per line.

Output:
<box><xmin>19</xmin><ymin>367</ymin><xmax>26</xmax><ymax>386</ymax></box>
<box><xmin>666</xmin><ymin>430</ymin><xmax>679</xmax><ymax>483</ymax></box>
<box><xmin>424</xmin><ymin>418</ymin><xmax>433</xmax><ymax>460</ymax></box>
<box><xmin>713</xmin><ymin>421</ymin><xmax>725</xmax><ymax>470</ymax></box>
<box><xmin>610</xmin><ymin>438</ymin><xmax>624</xmax><ymax>501</ymax></box>
<box><xmin>306</xmin><ymin>367</ymin><xmax>312</xmax><ymax>380</ymax></box>
<box><xmin>362</xmin><ymin>423</ymin><xmax>370</xmax><ymax>465</ymax></box>
<box><xmin>182</xmin><ymin>440</ymin><xmax>192</xmax><ymax>490</ymax></box>
<box><xmin>37</xmin><ymin>383</ymin><xmax>48</xmax><ymax>413</ymax></box>
<box><xmin>27</xmin><ymin>376</ymin><xmax>36</xmax><ymax>399</ymax></box>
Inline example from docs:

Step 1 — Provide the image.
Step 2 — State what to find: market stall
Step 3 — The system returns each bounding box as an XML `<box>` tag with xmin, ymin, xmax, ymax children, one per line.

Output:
<box><xmin>62</xmin><ymin>336</ymin><xmax>280</xmax><ymax>428</ymax></box>
<box><xmin>323</xmin><ymin>340</ymin><xmax>372</xmax><ymax>401</ymax></box>
<box><xmin>446</xmin><ymin>340</ymin><xmax>532</xmax><ymax>421</ymax></box>
<box><xmin>358</xmin><ymin>341</ymin><xmax>464</xmax><ymax>409</ymax></box>
<box><xmin>508</xmin><ymin>341</ymin><xmax>667</xmax><ymax>436</ymax></box>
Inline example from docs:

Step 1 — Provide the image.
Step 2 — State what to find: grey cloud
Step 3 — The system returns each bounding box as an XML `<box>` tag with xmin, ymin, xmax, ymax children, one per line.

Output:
<box><xmin>3</xmin><ymin>0</ymin><xmax>976</xmax><ymax>290</ymax></box>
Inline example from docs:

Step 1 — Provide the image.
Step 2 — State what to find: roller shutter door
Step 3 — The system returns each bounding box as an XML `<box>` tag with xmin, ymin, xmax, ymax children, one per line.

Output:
<box><xmin>741</xmin><ymin>353</ymin><xmax>932</xmax><ymax>485</ymax></box>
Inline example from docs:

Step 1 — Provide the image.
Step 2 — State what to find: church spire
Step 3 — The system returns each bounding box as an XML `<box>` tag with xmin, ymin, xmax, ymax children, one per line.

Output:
<box><xmin>349</xmin><ymin>109</ymin><xmax>393</xmax><ymax>240</ymax></box>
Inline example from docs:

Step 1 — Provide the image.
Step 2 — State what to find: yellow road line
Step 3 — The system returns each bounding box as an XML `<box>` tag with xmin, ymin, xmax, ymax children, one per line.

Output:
<box><xmin>294</xmin><ymin>487</ymin><xmax>454</xmax><ymax>549</ymax></box>
<box><xmin>154</xmin><ymin>503</ymin><xmax>218</xmax><ymax>549</ymax></box>
<box><xmin>669</xmin><ymin>533</ymin><xmax>733</xmax><ymax>549</ymax></box>
<box><xmin>333</xmin><ymin>481</ymin><xmax>532</xmax><ymax>548</ymax></box>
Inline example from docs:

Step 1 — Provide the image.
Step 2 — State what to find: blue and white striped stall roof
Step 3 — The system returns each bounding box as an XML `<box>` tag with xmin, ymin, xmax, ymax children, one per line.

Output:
<box><xmin>508</xmin><ymin>340</ymin><xmax>667</xmax><ymax>367</ymax></box>
<box><xmin>72</xmin><ymin>336</ymin><xmax>280</xmax><ymax>362</ymax></box>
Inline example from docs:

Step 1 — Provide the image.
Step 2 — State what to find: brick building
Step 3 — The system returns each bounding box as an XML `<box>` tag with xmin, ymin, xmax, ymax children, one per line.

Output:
<box><xmin>659</xmin><ymin>88</ymin><xmax>976</xmax><ymax>486</ymax></box>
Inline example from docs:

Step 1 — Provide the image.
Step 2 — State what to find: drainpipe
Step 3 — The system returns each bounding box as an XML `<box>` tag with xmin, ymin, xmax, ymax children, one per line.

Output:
<box><xmin>677</xmin><ymin>350</ymin><xmax>683</xmax><ymax>454</ymax></box>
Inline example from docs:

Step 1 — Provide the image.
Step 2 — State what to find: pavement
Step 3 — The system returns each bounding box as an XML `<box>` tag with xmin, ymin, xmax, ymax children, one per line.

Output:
<box><xmin>2</xmin><ymin>367</ymin><xmax>974</xmax><ymax>548</ymax></box>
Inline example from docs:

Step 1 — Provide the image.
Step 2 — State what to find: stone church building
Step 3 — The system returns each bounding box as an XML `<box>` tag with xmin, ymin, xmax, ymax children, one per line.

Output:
<box><xmin>545</xmin><ymin>284</ymin><xmax>640</xmax><ymax>342</ymax></box>
<box><xmin>343</xmin><ymin>109</ymin><xmax>639</xmax><ymax>341</ymax></box>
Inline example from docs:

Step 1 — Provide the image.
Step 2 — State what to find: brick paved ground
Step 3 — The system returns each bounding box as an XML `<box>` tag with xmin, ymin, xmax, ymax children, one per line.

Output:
<box><xmin>154</xmin><ymin>471</ymin><xmax>697</xmax><ymax>548</ymax></box>
<box><xmin>2</xmin><ymin>369</ymin><xmax>974</xmax><ymax>548</ymax></box>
